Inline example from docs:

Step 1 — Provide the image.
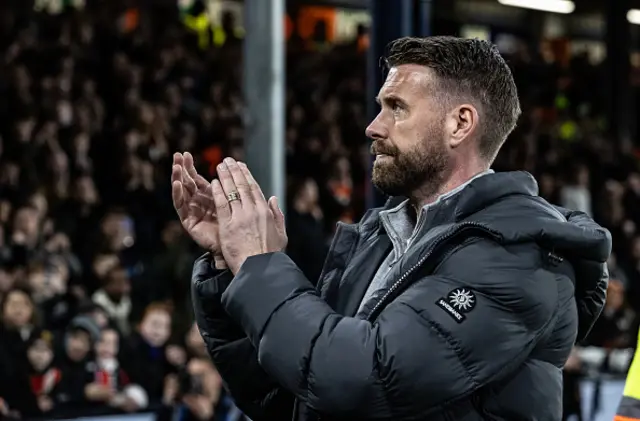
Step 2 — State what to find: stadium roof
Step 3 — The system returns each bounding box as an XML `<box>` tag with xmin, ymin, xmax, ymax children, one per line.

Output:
<box><xmin>289</xmin><ymin>0</ymin><xmax>638</xmax><ymax>15</ymax></box>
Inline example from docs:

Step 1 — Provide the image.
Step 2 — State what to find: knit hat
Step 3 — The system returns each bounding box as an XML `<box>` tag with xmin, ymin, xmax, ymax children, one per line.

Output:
<box><xmin>67</xmin><ymin>316</ymin><xmax>101</xmax><ymax>344</ymax></box>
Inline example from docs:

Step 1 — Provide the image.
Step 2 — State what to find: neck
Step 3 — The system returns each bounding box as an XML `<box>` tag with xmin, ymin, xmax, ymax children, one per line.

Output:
<box><xmin>410</xmin><ymin>163</ymin><xmax>489</xmax><ymax>211</ymax></box>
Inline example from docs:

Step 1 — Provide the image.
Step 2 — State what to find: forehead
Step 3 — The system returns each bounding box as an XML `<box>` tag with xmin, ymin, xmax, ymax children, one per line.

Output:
<box><xmin>146</xmin><ymin>310</ymin><xmax>170</xmax><ymax>322</ymax></box>
<box><xmin>379</xmin><ymin>64</ymin><xmax>433</xmax><ymax>98</ymax></box>
<box><xmin>102</xmin><ymin>329</ymin><xmax>117</xmax><ymax>339</ymax></box>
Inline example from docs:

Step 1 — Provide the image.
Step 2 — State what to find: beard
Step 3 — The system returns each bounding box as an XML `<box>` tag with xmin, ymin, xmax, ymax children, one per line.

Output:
<box><xmin>371</xmin><ymin>130</ymin><xmax>450</xmax><ymax>198</ymax></box>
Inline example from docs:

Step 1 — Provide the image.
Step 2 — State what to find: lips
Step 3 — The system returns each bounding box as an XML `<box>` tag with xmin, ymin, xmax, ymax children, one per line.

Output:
<box><xmin>371</xmin><ymin>148</ymin><xmax>395</xmax><ymax>157</ymax></box>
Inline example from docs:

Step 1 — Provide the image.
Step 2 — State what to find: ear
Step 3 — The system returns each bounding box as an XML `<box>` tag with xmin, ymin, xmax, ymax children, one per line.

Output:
<box><xmin>446</xmin><ymin>104</ymin><xmax>479</xmax><ymax>149</ymax></box>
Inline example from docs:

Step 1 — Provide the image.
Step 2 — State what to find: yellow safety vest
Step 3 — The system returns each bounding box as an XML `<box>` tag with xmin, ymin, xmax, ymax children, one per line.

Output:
<box><xmin>183</xmin><ymin>13</ymin><xmax>211</xmax><ymax>49</ymax></box>
<box><xmin>182</xmin><ymin>13</ymin><xmax>244</xmax><ymax>49</ymax></box>
<box><xmin>616</xmin><ymin>329</ymin><xmax>640</xmax><ymax>421</ymax></box>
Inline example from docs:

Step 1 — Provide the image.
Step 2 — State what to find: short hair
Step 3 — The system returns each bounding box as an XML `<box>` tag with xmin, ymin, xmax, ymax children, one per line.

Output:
<box><xmin>141</xmin><ymin>302</ymin><xmax>173</xmax><ymax>321</ymax></box>
<box><xmin>384</xmin><ymin>36</ymin><xmax>521</xmax><ymax>163</ymax></box>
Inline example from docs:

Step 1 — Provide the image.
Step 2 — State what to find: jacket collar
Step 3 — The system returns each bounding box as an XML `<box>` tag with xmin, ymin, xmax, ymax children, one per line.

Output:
<box><xmin>382</xmin><ymin>171</ymin><xmax>539</xmax><ymax>221</ymax></box>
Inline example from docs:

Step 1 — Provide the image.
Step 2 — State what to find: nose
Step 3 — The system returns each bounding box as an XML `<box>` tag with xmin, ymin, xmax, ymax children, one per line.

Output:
<box><xmin>365</xmin><ymin>112</ymin><xmax>388</xmax><ymax>141</ymax></box>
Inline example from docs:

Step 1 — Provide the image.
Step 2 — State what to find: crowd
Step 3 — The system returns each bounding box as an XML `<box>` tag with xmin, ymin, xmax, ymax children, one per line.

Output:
<box><xmin>0</xmin><ymin>0</ymin><xmax>637</xmax><ymax>420</ymax></box>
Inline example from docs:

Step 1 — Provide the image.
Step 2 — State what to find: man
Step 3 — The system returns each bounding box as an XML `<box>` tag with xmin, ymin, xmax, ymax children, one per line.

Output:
<box><xmin>175</xmin><ymin>37</ymin><xmax>611</xmax><ymax>420</ymax></box>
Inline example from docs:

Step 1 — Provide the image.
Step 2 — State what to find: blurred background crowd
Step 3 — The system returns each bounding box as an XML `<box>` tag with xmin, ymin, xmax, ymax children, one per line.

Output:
<box><xmin>0</xmin><ymin>0</ymin><xmax>637</xmax><ymax>420</ymax></box>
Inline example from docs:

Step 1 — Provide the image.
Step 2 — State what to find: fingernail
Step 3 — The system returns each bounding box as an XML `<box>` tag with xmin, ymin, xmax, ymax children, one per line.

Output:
<box><xmin>224</xmin><ymin>157</ymin><xmax>235</xmax><ymax>165</ymax></box>
<box><xmin>238</xmin><ymin>162</ymin><xmax>247</xmax><ymax>168</ymax></box>
<box><xmin>218</xmin><ymin>163</ymin><xmax>227</xmax><ymax>171</ymax></box>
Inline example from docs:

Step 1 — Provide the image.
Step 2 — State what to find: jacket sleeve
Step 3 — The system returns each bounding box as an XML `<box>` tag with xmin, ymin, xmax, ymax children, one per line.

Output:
<box><xmin>221</xmin><ymin>246</ymin><xmax>561</xmax><ymax>419</ymax></box>
<box><xmin>191</xmin><ymin>253</ymin><xmax>294</xmax><ymax>420</ymax></box>
<box><xmin>554</xmin><ymin>206</ymin><xmax>610</xmax><ymax>341</ymax></box>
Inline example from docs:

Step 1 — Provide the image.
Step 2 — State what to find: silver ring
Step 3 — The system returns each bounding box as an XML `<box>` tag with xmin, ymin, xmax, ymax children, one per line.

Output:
<box><xmin>227</xmin><ymin>191</ymin><xmax>241</xmax><ymax>202</ymax></box>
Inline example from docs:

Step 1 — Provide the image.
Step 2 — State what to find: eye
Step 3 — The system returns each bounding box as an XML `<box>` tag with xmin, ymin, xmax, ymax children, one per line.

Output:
<box><xmin>391</xmin><ymin>101</ymin><xmax>404</xmax><ymax>114</ymax></box>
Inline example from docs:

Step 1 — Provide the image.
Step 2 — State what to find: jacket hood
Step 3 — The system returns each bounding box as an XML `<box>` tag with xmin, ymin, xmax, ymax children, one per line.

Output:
<box><xmin>380</xmin><ymin>171</ymin><xmax>611</xmax><ymax>341</ymax></box>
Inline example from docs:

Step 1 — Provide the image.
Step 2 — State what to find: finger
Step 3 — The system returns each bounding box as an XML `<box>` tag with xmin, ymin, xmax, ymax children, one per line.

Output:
<box><xmin>239</xmin><ymin>162</ymin><xmax>267</xmax><ymax>205</ymax></box>
<box><xmin>268</xmin><ymin>196</ymin><xmax>286</xmax><ymax>231</ymax></box>
<box><xmin>223</xmin><ymin>158</ymin><xmax>254</xmax><ymax>206</ymax></box>
<box><xmin>181</xmin><ymin>166</ymin><xmax>197</xmax><ymax>196</ymax></box>
<box><xmin>173</xmin><ymin>152</ymin><xmax>184</xmax><ymax>168</ymax></box>
<box><xmin>184</xmin><ymin>151</ymin><xmax>210</xmax><ymax>190</ymax></box>
<box><xmin>213</xmin><ymin>255</ymin><xmax>228</xmax><ymax>270</ymax></box>
<box><xmin>211</xmin><ymin>179</ymin><xmax>232</xmax><ymax>221</ymax></box>
<box><xmin>171</xmin><ymin>152</ymin><xmax>183</xmax><ymax>185</ymax></box>
<box><xmin>171</xmin><ymin>163</ymin><xmax>182</xmax><ymax>186</ymax></box>
<box><xmin>171</xmin><ymin>180</ymin><xmax>188</xmax><ymax>221</ymax></box>
<box><xmin>217</xmin><ymin>162</ymin><xmax>242</xmax><ymax>212</ymax></box>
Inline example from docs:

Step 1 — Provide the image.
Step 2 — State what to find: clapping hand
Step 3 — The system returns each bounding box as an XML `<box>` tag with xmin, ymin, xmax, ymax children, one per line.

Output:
<box><xmin>212</xmin><ymin>158</ymin><xmax>287</xmax><ymax>274</ymax></box>
<box><xmin>171</xmin><ymin>152</ymin><xmax>227</xmax><ymax>269</ymax></box>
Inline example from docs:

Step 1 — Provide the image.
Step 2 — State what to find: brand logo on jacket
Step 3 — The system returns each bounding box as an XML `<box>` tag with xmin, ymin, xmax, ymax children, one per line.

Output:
<box><xmin>436</xmin><ymin>288</ymin><xmax>476</xmax><ymax>323</ymax></box>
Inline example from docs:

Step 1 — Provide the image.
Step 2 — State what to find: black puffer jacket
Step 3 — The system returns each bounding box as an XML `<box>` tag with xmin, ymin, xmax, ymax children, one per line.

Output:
<box><xmin>192</xmin><ymin>171</ymin><xmax>610</xmax><ymax>421</ymax></box>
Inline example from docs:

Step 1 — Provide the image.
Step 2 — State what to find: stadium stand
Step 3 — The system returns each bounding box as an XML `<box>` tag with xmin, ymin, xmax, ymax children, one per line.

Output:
<box><xmin>0</xmin><ymin>1</ymin><xmax>637</xmax><ymax>420</ymax></box>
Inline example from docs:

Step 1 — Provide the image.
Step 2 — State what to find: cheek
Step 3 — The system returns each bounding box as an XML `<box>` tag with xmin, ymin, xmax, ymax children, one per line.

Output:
<box><xmin>393</xmin><ymin>120</ymin><xmax>423</xmax><ymax>151</ymax></box>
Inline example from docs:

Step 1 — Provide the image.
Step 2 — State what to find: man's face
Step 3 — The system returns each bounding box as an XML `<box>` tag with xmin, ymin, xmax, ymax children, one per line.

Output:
<box><xmin>104</xmin><ymin>269</ymin><xmax>131</xmax><ymax>299</ymax></box>
<box><xmin>366</xmin><ymin>64</ymin><xmax>451</xmax><ymax>197</ymax></box>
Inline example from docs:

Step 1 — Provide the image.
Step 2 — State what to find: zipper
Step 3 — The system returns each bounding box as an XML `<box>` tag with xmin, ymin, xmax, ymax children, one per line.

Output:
<box><xmin>366</xmin><ymin>222</ymin><xmax>502</xmax><ymax>322</ymax></box>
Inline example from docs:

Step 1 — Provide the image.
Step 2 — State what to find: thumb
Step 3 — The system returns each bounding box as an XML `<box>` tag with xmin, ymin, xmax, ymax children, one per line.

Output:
<box><xmin>268</xmin><ymin>196</ymin><xmax>285</xmax><ymax>229</ymax></box>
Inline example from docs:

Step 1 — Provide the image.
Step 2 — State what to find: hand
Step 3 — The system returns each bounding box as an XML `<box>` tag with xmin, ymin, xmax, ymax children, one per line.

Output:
<box><xmin>85</xmin><ymin>383</ymin><xmax>115</xmax><ymax>402</ymax></box>
<box><xmin>37</xmin><ymin>395</ymin><xmax>53</xmax><ymax>412</ymax></box>
<box><xmin>166</xmin><ymin>345</ymin><xmax>187</xmax><ymax>367</ymax></box>
<box><xmin>118</xmin><ymin>397</ymin><xmax>140</xmax><ymax>412</ymax></box>
<box><xmin>12</xmin><ymin>231</ymin><xmax>27</xmax><ymax>245</ymax></box>
<box><xmin>45</xmin><ymin>232</ymin><xmax>71</xmax><ymax>253</ymax></box>
<box><xmin>163</xmin><ymin>374</ymin><xmax>179</xmax><ymax>405</ymax></box>
<box><xmin>183</xmin><ymin>394</ymin><xmax>214</xmax><ymax>420</ymax></box>
<box><xmin>0</xmin><ymin>398</ymin><xmax>8</xmax><ymax>416</ymax></box>
<box><xmin>212</xmin><ymin>158</ymin><xmax>287</xmax><ymax>274</ymax></box>
<box><xmin>172</xmin><ymin>152</ymin><xmax>227</xmax><ymax>269</ymax></box>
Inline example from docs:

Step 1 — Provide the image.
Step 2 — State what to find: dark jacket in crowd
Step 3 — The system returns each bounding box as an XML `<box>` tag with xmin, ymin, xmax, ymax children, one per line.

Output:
<box><xmin>121</xmin><ymin>332</ymin><xmax>173</xmax><ymax>404</ymax></box>
<box><xmin>192</xmin><ymin>171</ymin><xmax>611</xmax><ymax>421</ymax></box>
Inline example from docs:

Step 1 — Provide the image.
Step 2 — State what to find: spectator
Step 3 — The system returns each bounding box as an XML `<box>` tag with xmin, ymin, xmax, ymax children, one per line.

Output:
<box><xmin>0</xmin><ymin>288</ymin><xmax>41</xmax><ymax>418</ymax></box>
<box><xmin>54</xmin><ymin>316</ymin><xmax>101</xmax><ymax>417</ymax></box>
<box><xmin>91</xmin><ymin>266</ymin><xmax>132</xmax><ymax>335</ymax></box>
<box><xmin>587</xmin><ymin>275</ymin><xmax>637</xmax><ymax>349</ymax></box>
<box><xmin>560</xmin><ymin>164</ymin><xmax>592</xmax><ymax>215</ymax></box>
<box><xmin>179</xmin><ymin>322</ymin><xmax>227</xmax><ymax>421</ymax></box>
<box><xmin>94</xmin><ymin>327</ymin><xmax>148</xmax><ymax>413</ymax></box>
<box><xmin>26</xmin><ymin>330</ymin><xmax>61</xmax><ymax>417</ymax></box>
<box><xmin>563</xmin><ymin>348</ymin><xmax>583</xmax><ymax>421</ymax></box>
<box><xmin>121</xmin><ymin>302</ymin><xmax>181</xmax><ymax>406</ymax></box>
<box><xmin>286</xmin><ymin>177</ymin><xmax>328</xmax><ymax>283</ymax></box>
